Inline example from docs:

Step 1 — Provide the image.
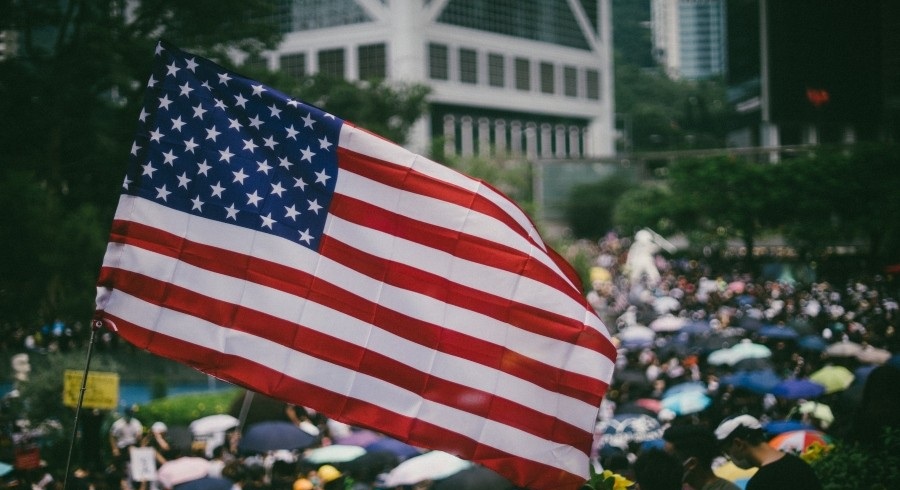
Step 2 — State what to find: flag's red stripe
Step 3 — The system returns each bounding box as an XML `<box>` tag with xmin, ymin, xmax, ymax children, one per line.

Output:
<box><xmin>337</xmin><ymin>147</ymin><xmax>545</xmax><ymax>252</ymax></box>
<box><xmin>102</xmin><ymin>221</ymin><xmax>608</xmax><ymax>404</ymax></box>
<box><xmin>101</xmin><ymin>311</ymin><xmax>587</xmax><ymax>490</ymax></box>
<box><xmin>328</xmin><ymin>193</ymin><xmax>589</xmax><ymax>307</ymax></box>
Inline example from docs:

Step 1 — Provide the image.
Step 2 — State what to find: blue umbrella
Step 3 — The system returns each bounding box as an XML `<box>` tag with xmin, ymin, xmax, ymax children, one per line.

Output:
<box><xmin>663</xmin><ymin>381</ymin><xmax>706</xmax><ymax>398</ymax></box>
<box><xmin>720</xmin><ymin>369</ymin><xmax>782</xmax><ymax>394</ymax></box>
<box><xmin>681</xmin><ymin>321</ymin><xmax>713</xmax><ymax>335</ymax></box>
<box><xmin>239</xmin><ymin>421</ymin><xmax>317</xmax><ymax>454</ymax></box>
<box><xmin>175</xmin><ymin>477</ymin><xmax>233</xmax><ymax>490</ymax></box>
<box><xmin>661</xmin><ymin>390</ymin><xmax>712</xmax><ymax>415</ymax></box>
<box><xmin>797</xmin><ymin>335</ymin><xmax>828</xmax><ymax>352</ymax></box>
<box><xmin>758</xmin><ymin>325</ymin><xmax>799</xmax><ymax>340</ymax></box>
<box><xmin>364</xmin><ymin>437</ymin><xmax>422</xmax><ymax>461</ymax></box>
<box><xmin>763</xmin><ymin>420</ymin><xmax>817</xmax><ymax>435</ymax></box>
<box><xmin>769</xmin><ymin>379</ymin><xmax>826</xmax><ymax>399</ymax></box>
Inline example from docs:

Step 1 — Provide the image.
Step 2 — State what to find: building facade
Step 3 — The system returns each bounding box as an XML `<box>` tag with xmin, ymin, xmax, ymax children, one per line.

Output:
<box><xmin>651</xmin><ymin>0</ymin><xmax>727</xmax><ymax>80</ymax></box>
<box><xmin>262</xmin><ymin>0</ymin><xmax>615</xmax><ymax>159</ymax></box>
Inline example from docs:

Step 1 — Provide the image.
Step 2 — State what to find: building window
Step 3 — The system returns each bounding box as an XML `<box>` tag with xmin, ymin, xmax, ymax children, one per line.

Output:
<box><xmin>564</xmin><ymin>65</ymin><xmax>578</xmax><ymax>97</ymax></box>
<box><xmin>318</xmin><ymin>48</ymin><xmax>345</xmax><ymax>79</ymax></box>
<box><xmin>429</xmin><ymin>43</ymin><xmax>449</xmax><ymax>80</ymax></box>
<box><xmin>514</xmin><ymin>57</ymin><xmax>530</xmax><ymax>91</ymax></box>
<box><xmin>280</xmin><ymin>53</ymin><xmax>307</xmax><ymax>80</ymax></box>
<box><xmin>586</xmin><ymin>69</ymin><xmax>600</xmax><ymax>100</ymax></box>
<box><xmin>488</xmin><ymin>53</ymin><xmax>504</xmax><ymax>87</ymax></box>
<box><xmin>358</xmin><ymin>43</ymin><xmax>386</xmax><ymax>80</ymax></box>
<box><xmin>459</xmin><ymin>48</ymin><xmax>477</xmax><ymax>84</ymax></box>
<box><xmin>243</xmin><ymin>54</ymin><xmax>269</xmax><ymax>73</ymax></box>
<box><xmin>540</xmin><ymin>62</ymin><xmax>555</xmax><ymax>94</ymax></box>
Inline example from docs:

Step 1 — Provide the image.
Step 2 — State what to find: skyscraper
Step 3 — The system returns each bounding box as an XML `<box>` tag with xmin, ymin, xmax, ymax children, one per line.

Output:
<box><xmin>651</xmin><ymin>0</ymin><xmax>727</xmax><ymax>80</ymax></box>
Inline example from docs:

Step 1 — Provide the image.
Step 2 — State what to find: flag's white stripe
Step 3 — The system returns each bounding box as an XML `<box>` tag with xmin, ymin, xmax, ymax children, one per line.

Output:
<box><xmin>103</xmin><ymin>290</ymin><xmax>589</xmax><ymax>478</ymax></box>
<box><xmin>339</xmin><ymin>125</ymin><xmax>546</xmax><ymax>250</ymax></box>
<box><xmin>103</xmin><ymin>241</ymin><xmax>600</xmax><ymax>427</ymax></box>
<box><xmin>112</xmin><ymin>196</ymin><xmax>616</xmax><ymax>381</ymax></box>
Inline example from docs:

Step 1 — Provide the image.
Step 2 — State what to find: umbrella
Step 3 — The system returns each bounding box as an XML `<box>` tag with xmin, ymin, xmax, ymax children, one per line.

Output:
<box><xmin>797</xmin><ymin>401</ymin><xmax>835</xmax><ymax>428</ymax></box>
<box><xmin>334</xmin><ymin>429</ymin><xmax>383</xmax><ymax>447</ymax></box>
<box><xmin>720</xmin><ymin>369</ymin><xmax>782</xmax><ymax>394</ymax></box>
<box><xmin>768</xmin><ymin>430</ymin><xmax>831</xmax><ymax>453</ymax></box>
<box><xmin>341</xmin><ymin>450</ymin><xmax>400</xmax><ymax>484</ymax></box>
<box><xmin>763</xmin><ymin>420</ymin><xmax>817</xmax><ymax>435</ymax></box>
<box><xmin>596</xmin><ymin>414</ymin><xmax>664</xmax><ymax>450</ymax></box>
<box><xmin>174</xmin><ymin>477</ymin><xmax>233</xmax><ymax>490</ymax></box>
<box><xmin>379</xmin><ymin>451</ymin><xmax>472</xmax><ymax>487</ymax></box>
<box><xmin>304</xmin><ymin>445</ymin><xmax>366</xmax><ymax>464</ymax></box>
<box><xmin>707</xmin><ymin>341</ymin><xmax>771</xmax><ymax>366</ymax></box>
<box><xmin>732</xmin><ymin>357</ymin><xmax>775</xmax><ymax>372</ymax></box>
<box><xmin>662</xmin><ymin>381</ymin><xmax>706</xmax><ymax>398</ymax></box>
<box><xmin>825</xmin><ymin>340</ymin><xmax>863</xmax><ymax>357</ymax></box>
<box><xmin>809</xmin><ymin>365</ymin><xmax>855</xmax><ymax>394</ymax></box>
<box><xmin>653</xmin><ymin>296</ymin><xmax>681</xmax><ymax>315</ymax></box>
<box><xmin>758</xmin><ymin>325</ymin><xmax>799</xmax><ymax>340</ymax></box>
<box><xmin>158</xmin><ymin>457</ymin><xmax>211</xmax><ymax>489</ymax></box>
<box><xmin>661</xmin><ymin>390</ymin><xmax>711</xmax><ymax>416</ymax></box>
<box><xmin>769</xmin><ymin>379</ymin><xmax>826</xmax><ymax>399</ymax></box>
<box><xmin>855</xmin><ymin>345</ymin><xmax>891</xmax><ymax>365</ymax></box>
<box><xmin>239</xmin><ymin>421</ymin><xmax>317</xmax><ymax>454</ymax></box>
<box><xmin>797</xmin><ymin>335</ymin><xmax>828</xmax><ymax>352</ymax></box>
<box><xmin>363</xmin><ymin>437</ymin><xmax>422</xmax><ymax>461</ymax></box>
<box><xmin>680</xmin><ymin>320</ymin><xmax>713</xmax><ymax>335</ymax></box>
<box><xmin>432</xmin><ymin>465</ymin><xmax>514</xmax><ymax>490</ymax></box>
<box><xmin>617</xmin><ymin>325</ymin><xmax>656</xmax><ymax>349</ymax></box>
<box><xmin>713</xmin><ymin>460</ymin><xmax>757</xmax><ymax>486</ymax></box>
<box><xmin>649</xmin><ymin>314</ymin><xmax>687</xmax><ymax>332</ymax></box>
<box><xmin>189</xmin><ymin>414</ymin><xmax>239</xmax><ymax>436</ymax></box>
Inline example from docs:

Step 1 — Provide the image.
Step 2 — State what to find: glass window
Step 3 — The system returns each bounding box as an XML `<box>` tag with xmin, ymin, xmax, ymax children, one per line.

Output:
<box><xmin>280</xmin><ymin>53</ymin><xmax>307</xmax><ymax>80</ymax></box>
<box><xmin>358</xmin><ymin>43</ymin><xmax>386</xmax><ymax>80</ymax></box>
<box><xmin>488</xmin><ymin>53</ymin><xmax>504</xmax><ymax>87</ymax></box>
<box><xmin>318</xmin><ymin>48</ymin><xmax>345</xmax><ymax>79</ymax></box>
<box><xmin>515</xmin><ymin>57</ymin><xmax>530</xmax><ymax>91</ymax></box>
<box><xmin>540</xmin><ymin>61</ymin><xmax>555</xmax><ymax>94</ymax></box>
<box><xmin>586</xmin><ymin>68</ymin><xmax>600</xmax><ymax>100</ymax></box>
<box><xmin>564</xmin><ymin>65</ymin><xmax>578</xmax><ymax>97</ymax></box>
<box><xmin>459</xmin><ymin>48</ymin><xmax>478</xmax><ymax>84</ymax></box>
<box><xmin>429</xmin><ymin>43</ymin><xmax>449</xmax><ymax>80</ymax></box>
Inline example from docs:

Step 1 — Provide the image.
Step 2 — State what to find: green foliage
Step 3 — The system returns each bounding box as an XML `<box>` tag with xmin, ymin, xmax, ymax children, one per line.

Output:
<box><xmin>445</xmin><ymin>155</ymin><xmax>535</xmax><ymax>215</ymax></box>
<box><xmin>564</xmin><ymin>173</ymin><xmax>638</xmax><ymax>240</ymax></box>
<box><xmin>612</xmin><ymin>184</ymin><xmax>675</xmax><ymax>237</ymax></box>
<box><xmin>138</xmin><ymin>389</ymin><xmax>240</xmax><ymax>427</ymax></box>
<box><xmin>810</xmin><ymin>427</ymin><xmax>900</xmax><ymax>490</ymax></box>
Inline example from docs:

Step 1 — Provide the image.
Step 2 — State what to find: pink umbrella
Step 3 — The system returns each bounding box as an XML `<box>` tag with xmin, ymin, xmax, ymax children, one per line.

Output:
<box><xmin>158</xmin><ymin>457</ymin><xmax>211</xmax><ymax>489</ymax></box>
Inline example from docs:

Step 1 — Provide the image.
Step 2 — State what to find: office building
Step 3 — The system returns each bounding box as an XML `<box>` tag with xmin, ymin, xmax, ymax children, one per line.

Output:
<box><xmin>651</xmin><ymin>0</ymin><xmax>727</xmax><ymax>80</ymax></box>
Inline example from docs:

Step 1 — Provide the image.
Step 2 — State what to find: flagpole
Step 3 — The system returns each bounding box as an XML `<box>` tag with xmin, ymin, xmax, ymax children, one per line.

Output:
<box><xmin>62</xmin><ymin>319</ymin><xmax>103</xmax><ymax>490</ymax></box>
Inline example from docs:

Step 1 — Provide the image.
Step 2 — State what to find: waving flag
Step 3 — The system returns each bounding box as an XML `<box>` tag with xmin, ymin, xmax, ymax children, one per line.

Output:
<box><xmin>95</xmin><ymin>41</ymin><xmax>615</xmax><ymax>490</ymax></box>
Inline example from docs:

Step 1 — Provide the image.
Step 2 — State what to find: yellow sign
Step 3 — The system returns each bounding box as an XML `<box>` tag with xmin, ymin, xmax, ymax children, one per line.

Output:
<box><xmin>63</xmin><ymin>370</ymin><xmax>119</xmax><ymax>410</ymax></box>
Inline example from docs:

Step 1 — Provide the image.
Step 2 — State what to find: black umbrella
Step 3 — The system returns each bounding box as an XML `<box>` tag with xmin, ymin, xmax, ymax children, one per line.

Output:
<box><xmin>340</xmin><ymin>450</ymin><xmax>399</xmax><ymax>484</ymax></box>
<box><xmin>432</xmin><ymin>465</ymin><xmax>514</xmax><ymax>490</ymax></box>
<box><xmin>239</xmin><ymin>421</ymin><xmax>317</xmax><ymax>454</ymax></box>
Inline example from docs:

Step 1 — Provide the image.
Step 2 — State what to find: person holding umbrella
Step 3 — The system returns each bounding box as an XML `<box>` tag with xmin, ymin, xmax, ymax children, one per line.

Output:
<box><xmin>714</xmin><ymin>415</ymin><xmax>822</xmax><ymax>490</ymax></box>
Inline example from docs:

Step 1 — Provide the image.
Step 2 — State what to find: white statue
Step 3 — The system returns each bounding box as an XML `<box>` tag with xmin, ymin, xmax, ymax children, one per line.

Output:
<box><xmin>626</xmin><ymin>229</ymin><xmax>661</xmax><ymax>286</ymax></box>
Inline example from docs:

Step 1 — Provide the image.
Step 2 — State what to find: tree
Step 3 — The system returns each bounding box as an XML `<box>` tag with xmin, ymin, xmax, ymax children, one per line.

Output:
<box><xmin>564</xmin><ymin>173</ymin><xmax>638</xmax><ymax>240</ymax></box>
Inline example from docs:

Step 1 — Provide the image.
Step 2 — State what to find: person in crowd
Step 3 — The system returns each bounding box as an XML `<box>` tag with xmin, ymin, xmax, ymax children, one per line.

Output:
<box><xmin>109</xmin><ymin>405</ymin><xmax>144</xmax><ymax>490</ymax></box>
<box><xmin>663</xmin><ymin>425</ymin><xmax>740</xmax><ymax>490</ymax></box>
<box><xmin>714</xmin><ymin>415</ymin><xmax>822</xmax><ymax>490</ymax></box>
<box><xmin>632</xmin><ymin>448</ymin><xmax>683</xmax><ymax>490</ymax></box>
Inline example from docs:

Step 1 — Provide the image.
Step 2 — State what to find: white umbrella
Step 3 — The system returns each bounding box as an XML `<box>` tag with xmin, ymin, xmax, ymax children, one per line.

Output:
<box><xmin>189</xmin><ymin>414</ymin><xmax>239</xmax><ymax>436</ymax></box>
<box><xmin>649</xmin><ymin>314</ymin><xmax>688</xmax><ymax>332</ymax></box>
<box><xmin>158</xmin><ymin>457</ymin><xmax>211</xmax><ymax>489</ymax></box>
<box><xmin>304</xmin><ymin>444</ymin><xmax>367</xmax><ymax>464</ymax></box>
<box><xmin>380</xmin><ymin>451</ymin><xmax>471</xmax><ymax>487</ymax></box>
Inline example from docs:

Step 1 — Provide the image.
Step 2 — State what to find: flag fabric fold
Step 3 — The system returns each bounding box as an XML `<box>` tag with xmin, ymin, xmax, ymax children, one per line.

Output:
<box><xmin>94</xmin><ymin>40</ymin><xmax>615</xmax><ymax>490</ymax></box>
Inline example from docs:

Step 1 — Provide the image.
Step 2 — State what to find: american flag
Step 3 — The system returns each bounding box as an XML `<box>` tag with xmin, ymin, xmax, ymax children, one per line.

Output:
<box><xmin>95</xmin><ymin>41</ymin><xmax>616</xmax><ymax>489</ymax></box>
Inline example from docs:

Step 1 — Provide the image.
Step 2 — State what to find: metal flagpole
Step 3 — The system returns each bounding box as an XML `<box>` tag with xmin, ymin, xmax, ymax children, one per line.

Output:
<box><xmin>62</xmin><ymin>319</ymin><xmax>103</xmax><ymax>490</ymax></box>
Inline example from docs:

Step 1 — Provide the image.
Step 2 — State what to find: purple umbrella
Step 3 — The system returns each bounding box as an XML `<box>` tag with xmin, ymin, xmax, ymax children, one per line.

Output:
<box><xmin>720</xmin><ymin>369</ymin><xmax>782</xmax><ymax>394</ymax></box>
<box><xmin>364</xmin><ymin>437</ymin><xmax>422</xmax><ymax>461</ymax></box>
<box><xmin>335</xmin><ymin>428</ymin><xmax>383</xmax><ymax>447</ymax></box>
<box><xmin>769</xmin><ymin>379</ymin><xmax>826</xmax><ymax>399</ymax></box>
<box><xmin>238</xmin><ymin>421</ymin><xmax>317</xmax><ymax>454</ymax></box>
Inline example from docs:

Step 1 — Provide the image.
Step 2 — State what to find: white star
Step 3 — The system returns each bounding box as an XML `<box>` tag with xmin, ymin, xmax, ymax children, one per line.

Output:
<box><xmin>248</xmin><ymin>115</ymin><xmax>263</xmax><ymax>129</ymax></box>
<box><xmin>214</xmin><ymin>98</ymin><xmax>227</xmax><ymax>110</ymax></box>
<box><xmin>284</xmin><ymin>205</ymin><xmax>300</xmax><ymax>220</ymax></box>
<box><xmin>179</xmin><ymin>82</ymin><xmax>193</xmax><ymax>97</ymax></box>
<box><xmin>158</xmin><ymin>94</ymin><xmax>173</xmax><ymax>110</ymax></box>
<box><xmin>318</xmin><ymin>136</ymin><xmax>333</xmax><ymax>151</ymax></box>
<box><xmin>287</xmin><ymin>99</ymin><xmax>299</xmax><ymax>107</ymax></box>
<box><xmin>251</xmin><ymin>84</ymin><xmax>266</xmax><ymax>97</ymax></box>
<box><xmin>298</xmin><ymin>229</ymin><xmax>314</xmax><ymax>244</ymax></box>
<box><xmin>177</xmin><ymin>172</ymin><xmax>191</xmax><ymax>188</ymax></box>
<box><xmin>300</xmin><ymin>146</ymin><xmax>315</xmax><ymax>163</ymax></box>
<box><xmin>192</xmin><ymin>103</ymin><xmax>207</xmax><ymax>119</ymax></box>
<box><xmin>147</xmin><ymin>76</ymin><xmax>157</xmax><ymax>88</ymax></box>
<box><xmin>268</xmin><ymin>104</ymin><xmax>282</xmax><ymax>118</ymax></box>
<box><xmin>162</xmin><ymin>149</ymin><xmax>178</xmax><ymax>166</ymax></box>
<box><xmin>185</xmin><ymin>57</ymin><xmax>199</xmax><ymax>72</ymax></box>
<box><xmin>232</xmin><ymin>167</ymin><xmax>248</xmax><ymax>184</ymax></box>
<box><xmin>171</xmin><ymin>116</ymin><xmax>186</xmax><ymax>132</ymax></box>
<box><xmin>228</xmin><ymin>118</ymin><xmax>243</xmax><ymax>131</ymax></box>
<box><xmin>262</xmin><ymin>136</ymin><xmax>277</xmax><ymax>150</ymax></box>
<box><xmin>201</xmin><ymin>80</ymin><xmax>211</xmax><ymax>90</ymax></box>
<box><xmin>219</xmin><ymin>147</ymin><xmax>235</xmax><ymax>163</ymax></box>
<box><xmin>260</xmin><ymin>213</ymin><xmax>276</xmax><ymax>229</ymax></box>
<box><xmin>285</xmin><ymin>125</ymin><xmax>299</xmax><ymax>140</ymax></box>
<box><xmin>324</xmin><ymin>113</ymin><xmax>336</xmax><ymax>119</ymax></box>
<box><xmin>293</xmin><ymin>177</ymin><xmax>307</xmax><ymax>191</ymax></box>
<box><xmin>270</xmin><ymin>181</ymin><xmax>286</xmax><ymax>197</ymax></box>
<box><xmin>155</xmin><ymin>42</ymin><xmax>164</xmax><ymax>56</ymax></box>
<box><xmin>210</xmin><ymin>181</ymin><xmax>225</xmax><ymax>198</ymax></box>
<box><xmin>149</xmin><ymin>128</ymin><xmax>164</xmax><ymax>143</ymax></box>
<box><xmin>278</xmin><ymin>156</ymin><xmax>293</xmax><ymax>169</ymax></box>
<box><xmin>155</xmin><ymin>184</ymin><xmax>171</xmax><ymax>201</ymax></box>
<box><xmin>218</xmin><ymin>72</ymin><xmax>232</xmax><ymax>85</ymax></box>
<box><xmin>246</xmin><ymin>190</ymin><xmax>263</xmax><ymax>207</ymax></box>
<box><xmin>301</xmin><ymin>113</ymin><xmax>315</xmax><ymax>128</ymax></box>
<box><xmin>243</xmin><ymin>138</ymin><xmax>258</xmax><ymax>153</ymax></box>
<box><xmin>307</xmin><ymin>199</ymin><xmax>322</xmax><ymax>214</ymax></box>
<box><xmin>191</xmin><ymin>195</ymin><xmax>204</xmax><ymax>211</ymax></box>
<box><xmin>256</xmin><ymin>159</ymin><xmax>272</xmax><ymax>174</ymax></box>
<box><xmin>142</xmin><ymin>162</ymin><xmax>156</xmax><ymax>177</ymax></box>
<box><xmin>197</xmin><ymin>159</ymin><xmax>212</xmax><ymax>175</ymax></box>
<box><xmin>122</xmin><ymin>175</ymin><xmax>132</xmax><ymax>189</ymax></box>
<box><xmin>234</xmin><ymin>93</ymin><xmax>248</xmax><ymax>108</ymax></box>
<box><xmin>166</xmin><ymin>61</ymin><xmax>180</xmax><ymax>77</ymax></box>
<box><xmin>224</xmin><ymin>203</ymin><xmax>239</xmax><ymax>220</ymax></box>
<box><xmin>184</xmin><ymin>137</ymin><xmax>199</xmax><ymax>154</ymax></box>
<box><xmin>130</xmin><ymin>142</ymin><xmax>141</xmax><ymax>156</ymax></box>
<box><xmin>206</xmin><ymin>125</ymin><xmax>221</xmax><ymax>142</ymax></box>
<box><xmin>315</xmin><ymin>169</ymin><xmax>331</xmax><ymax>185</ymax></box>
<box><xmin>139</xmin><ymin>108</ymin><xmax>149</xmax><ymax>122</ymax></box>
